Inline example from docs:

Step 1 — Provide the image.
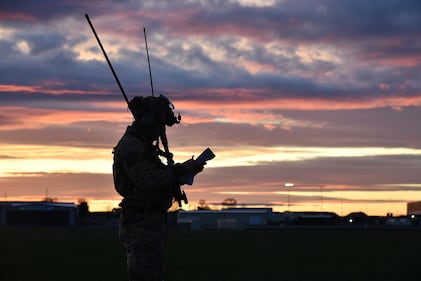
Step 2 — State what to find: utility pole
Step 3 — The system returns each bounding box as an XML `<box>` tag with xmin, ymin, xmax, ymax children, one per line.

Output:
<box><xmin>284</xmin><ymin>183</ymin><xmax>294</xmax><ymax>211</ymax></box>
<box><xmin>282</xmin><ymin>182</ymin><xmax>325</xmax><ymax>212</ymax></box>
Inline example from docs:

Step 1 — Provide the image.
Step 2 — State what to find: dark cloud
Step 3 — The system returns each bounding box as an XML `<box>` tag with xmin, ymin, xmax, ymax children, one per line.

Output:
<box><xmin>196</xmin><ymin>154</ymin><xmax>421</xmax><ymax>191</ymax></box>
<box><xmin>278</xmin><ymin>107</ymin><xmax>421</xmax><ymax>148</ymax></box>
<box><xmin>1</xmin><ymin>0</ymin><xmax>420</xmax><ymax>102</ymax></box>
<box><xmin>154</xmin><ymin>0</ymin><xmax>421</xmax><ymax>42</ymax></box>
<box><xmin>17</xmin><ymin>33</ymin><xmax>67</xmax><ymax>55</ymax></box>
<box><xmin>1</xmin><ymin>0</ymin><xmax>421</xmax><ymax>213</ymax></box>
<box><xmin>3</xmin><ymin>105</ymin><xmax>420</xmax><ymax>150</ymax></box>
<box><xmin>3</xmin><ymin>0</ymin><xmax>420</xmax><ymax>42</ymax></box>
<box><xmin>0</xmin><ymin>155</ymin><xmax>16</xmax><ymax>159</ymax></box>
<box><xmin>0</xmin><ymin>172</ymin><xmax>116</xmax><ymax>199</ymax></box>
<box><xmin>0</xmin><ymin>112</ymin><xmax>21</xmax><ymax>127</ymax></box>
<box><xmin>0</xmin><ymin>0</ymin><xmax>115</xmax><ymax>23</ymax></box>
<box><xmin>169</xmin><ymin>107</ymin><xmax>421</xmax><ymax>149</ymax></box>
<box><xmin>0</xmin><ymin>90</ymin><xmax>117</xmax><ymax>111</ymax></box>
<box><xmin>0</xmin><ymin>121</ymin><xmax>124</xmax><ymax>148</ymax></box>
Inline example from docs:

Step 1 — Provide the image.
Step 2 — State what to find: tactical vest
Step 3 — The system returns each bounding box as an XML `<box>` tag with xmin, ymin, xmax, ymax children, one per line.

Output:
<box><xmin>112</xmin><ymin>128</ymin><xmax>173</xmax><ymax>212</ymax></box>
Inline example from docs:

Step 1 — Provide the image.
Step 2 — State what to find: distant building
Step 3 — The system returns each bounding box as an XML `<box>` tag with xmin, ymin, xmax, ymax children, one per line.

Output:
<box><xmin>0</xmin><ymin>201</ymin><xmax>78</xmax><ymax>226</ymax></box>
<box><xmin>407</xmin><ymin>201</ymin><xmax>421</xmax><ymax>215</ymax></box>
<box><xmin>285</xmin><ymin>211</ymin><xmax>341</xmax><ymax>225</ymax></box>
<box><xmin>177</xmin><ymin>208</ymin><xmax>274</xmax><ymax>230</ymax></box>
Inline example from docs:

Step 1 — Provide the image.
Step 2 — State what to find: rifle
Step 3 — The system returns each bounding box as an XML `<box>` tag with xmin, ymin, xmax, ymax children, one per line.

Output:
<box><xmin>85</xmin><ymin>14</ymin><xmax>190</xmax><ymax>207</ymax></box>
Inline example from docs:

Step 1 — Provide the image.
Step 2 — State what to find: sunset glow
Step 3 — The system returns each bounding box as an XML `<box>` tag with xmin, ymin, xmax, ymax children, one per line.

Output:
<box><xmin>1</xmin><ymin>1</ymin><xmax>421</xmax><ymax>216</ymax></box>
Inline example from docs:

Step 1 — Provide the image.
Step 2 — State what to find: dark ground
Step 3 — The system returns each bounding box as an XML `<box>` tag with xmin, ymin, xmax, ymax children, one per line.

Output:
<box><xmin>0</xmin><ymin>227</ymin><xmax>420</xmax><ymax>281</ymax></box>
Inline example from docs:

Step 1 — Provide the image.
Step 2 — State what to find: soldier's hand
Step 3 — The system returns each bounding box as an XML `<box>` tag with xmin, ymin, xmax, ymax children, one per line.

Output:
<box><xmin>175</xmin><ymin>158</ymin><xmax>204</xmax><ymax>176</ymax></box>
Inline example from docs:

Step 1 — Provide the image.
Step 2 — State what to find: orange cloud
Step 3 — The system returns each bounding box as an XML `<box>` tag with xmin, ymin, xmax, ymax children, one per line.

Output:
<box><xmin>177</xmin><ymin>90</ymin><xmax>421</xmax><ymax>111</ymax></box>
<box><xmin>0</xmin><ymin>84</ymin><xmax>109</xmax><ymax>95</ymax></box>
<box><xmin>0</xmin><ymin>12</ymin><xmax>35</xmax><ymax>21</ymax></box>
<box><xmin>0</xmin><ymin>106</ymin><xmax>130</xmax><ymax>130</ymax></box>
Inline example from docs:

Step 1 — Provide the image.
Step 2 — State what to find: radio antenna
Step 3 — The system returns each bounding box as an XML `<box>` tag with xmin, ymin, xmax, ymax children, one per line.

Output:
<box><xmin>143</xmin><ymin>27</ymin><xmax>155</xmax><ymax>96</ymax></box>
<box><xmin>85</xmin><ymin>14</ymin><xmax>130</xmax><ymax>105</ymax></box>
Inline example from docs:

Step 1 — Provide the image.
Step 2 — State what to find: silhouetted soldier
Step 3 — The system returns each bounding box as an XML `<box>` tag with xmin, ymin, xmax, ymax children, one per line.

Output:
<box><xmin>113</xmin><ymin>95</ymin><xmax>204</xmax><ymax>281</ymax></box>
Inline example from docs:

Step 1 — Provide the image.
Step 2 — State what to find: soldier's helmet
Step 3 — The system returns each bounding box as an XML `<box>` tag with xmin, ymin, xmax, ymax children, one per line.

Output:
<box><xmin>128</xmin><ymin>95</ymin><xmax>180</xmax><ymax>126</ymax></box>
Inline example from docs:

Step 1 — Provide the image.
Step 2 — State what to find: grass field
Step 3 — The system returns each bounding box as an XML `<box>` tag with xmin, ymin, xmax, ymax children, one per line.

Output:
<box><xmin>1</xmin><ymin>227</ymin><xmax>420</xmax><ymax>281</ymax></box>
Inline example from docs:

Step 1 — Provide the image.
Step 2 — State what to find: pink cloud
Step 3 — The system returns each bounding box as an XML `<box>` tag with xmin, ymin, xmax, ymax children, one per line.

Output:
<box><xmin>0</xmin><ymin>12</ymin><xmax>35</xmax><ymax>21</ymax></box>
<box><xmin>0</xmin><ymin>106</ymin><xmax>128</xmax><ymax>130</ymax></box>
<box><xmin>178</xmin><ymin>89</ymin><xmax>421</xmax><ymax>111</ymax></box>
<box><xmin>0</xmin><ymin>84</ymin><xmax>110</xmax><ymax>96</ymax></box>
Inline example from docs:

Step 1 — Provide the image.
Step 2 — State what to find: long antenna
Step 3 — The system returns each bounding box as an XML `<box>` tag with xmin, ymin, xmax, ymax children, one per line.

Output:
<box><xmin>143</xmin><ymin>27</ymin><xmax>155</xmax><ymax>96</ymax></box>
<box><xmin>85</xmin><ymin>14</ymin><xmax>130</xmax><ymax>105</ymax></box>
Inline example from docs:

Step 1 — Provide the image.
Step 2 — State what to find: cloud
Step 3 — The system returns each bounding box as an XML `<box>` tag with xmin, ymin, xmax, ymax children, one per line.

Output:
<box><xmin>1</xmin><ymin>0</ymin><xmax>421</xmax><ymax>107</ymax></box>
<box><xmin>0</xmin><ymin>0</ymin><xmax>420</xmax><ymax>214</ymax></box>
<box><xmin>194</xmin><ymin>154</ymin><xmax>421</xmax><ymax>193</ymax></box>
<box><xmin>0</xmin><ymin>172</ymin><xmax>117</xmax><ymax>200</ymax></box>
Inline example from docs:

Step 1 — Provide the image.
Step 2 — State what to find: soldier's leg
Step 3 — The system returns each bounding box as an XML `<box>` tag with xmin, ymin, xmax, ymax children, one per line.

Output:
<box><xmin>121</xmin><ymin>212</ymin><xmax>167</xmax><ymax>281</ymax></box>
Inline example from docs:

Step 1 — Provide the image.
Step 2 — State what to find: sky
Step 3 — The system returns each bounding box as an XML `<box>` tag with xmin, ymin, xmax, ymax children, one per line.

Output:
<box><xmin>1</xmin><ymin>0</ymin><xmax>421</xmax><ymax>216</ymax></box>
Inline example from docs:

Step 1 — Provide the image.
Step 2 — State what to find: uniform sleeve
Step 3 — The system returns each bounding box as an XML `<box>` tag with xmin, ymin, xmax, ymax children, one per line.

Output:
<box><xmin>117</xmin><ymin>136</ymin><xmax>178</xmax><ymax>193</ymax></box>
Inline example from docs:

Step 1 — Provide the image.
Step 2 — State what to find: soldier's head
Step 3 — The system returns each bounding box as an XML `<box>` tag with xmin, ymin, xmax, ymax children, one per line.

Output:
<box><xmin>128</xmin><ymin>95</ymin><xmax>180</xmax><ymax>138</ymax></box>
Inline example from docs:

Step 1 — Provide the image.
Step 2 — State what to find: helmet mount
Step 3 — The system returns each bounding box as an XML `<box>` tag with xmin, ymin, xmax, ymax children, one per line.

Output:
<box><xmin>128</xmin><ymin>95</ymin><xmax>180</xmax><ymax>166</ymax></box>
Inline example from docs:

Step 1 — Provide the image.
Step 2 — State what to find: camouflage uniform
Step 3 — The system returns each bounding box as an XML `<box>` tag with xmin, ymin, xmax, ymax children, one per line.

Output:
<box><xmin>113</xmin><ymin>124</ymin><xmax>177</xmax><ymax>281</ymax></box>
<box><xmin>113</xmin><ymin>95</ymin><xmax>203</xmax><ymax>281</ymax></box>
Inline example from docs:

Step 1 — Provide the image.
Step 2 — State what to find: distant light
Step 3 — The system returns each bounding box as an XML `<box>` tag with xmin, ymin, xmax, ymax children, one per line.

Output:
<box><xmin>411</xmin><ymin>214</ymin><xmax>415</xmax><ymax>219</ymax></box>
<box><xmin>284</xmin><ymin>183</ymin><xmax>294</xmax><ymax>187</ymax></box>
<box><xmin>349</xmin><ymin>218</ymin><xmax>353</xmax><ymax>223</ymax></box>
